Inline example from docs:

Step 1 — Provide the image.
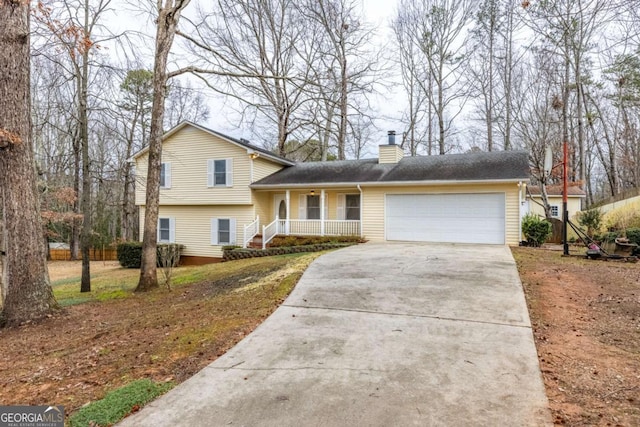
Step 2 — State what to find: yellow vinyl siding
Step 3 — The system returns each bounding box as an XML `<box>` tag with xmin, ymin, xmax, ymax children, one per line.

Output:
<box><xmin>253</xmin><ymin>157</ymin><xmax>284</xmax><ymax>183</ymax></box>
<box><xmin>360</xmin><ymin>183</ymin><xmax>522</xmax><ymax>245</ymax></box>
<box><xmin>528</xmin><ymin>195</ymin><xmax>582</xmax><ymax>220</ymax></box>
<box><xmin>136</xmin><ymin>126</ymin><xmax>259</xmax><ymax>206</ymax></box>
<box><xmin>253</xmin><ymin>192</ymin><xmax>270</xmax><ymax>227</ymax></box>
<box><xmin>378</xmin><ymin>145</ymin><xmax>404</xmax><ymax>164</ymax></box>
<box><xmin>139</xmin><ymin>205</ymin><xmax>254</xmax><ymax>258</ymax></box>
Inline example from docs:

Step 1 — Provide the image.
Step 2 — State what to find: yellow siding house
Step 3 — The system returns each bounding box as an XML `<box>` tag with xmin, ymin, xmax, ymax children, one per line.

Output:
<box><xmin>134</xmin><ymin>123</ymin><xmax>531</xmax><ymax>263</ymax></box>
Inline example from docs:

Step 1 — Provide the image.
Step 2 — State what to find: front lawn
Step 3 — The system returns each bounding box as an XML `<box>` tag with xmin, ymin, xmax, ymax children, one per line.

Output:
<box><xmin>0</xmin><ymin>252</ymin><xmax>322</xmax><ymax>425</ymax></box>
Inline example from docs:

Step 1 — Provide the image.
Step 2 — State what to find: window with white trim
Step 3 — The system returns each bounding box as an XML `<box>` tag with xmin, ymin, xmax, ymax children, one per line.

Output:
<box><xmin>307</xmin><ymin>195</ymin><xmax>321</xmax><ymax>220</ymax></box>
<box><xmin>550</xmin><ymin>205</ymin><xmax>560</xmax><ymax>218</ymax></box>
<box><xmin>210</xmin><ymin>218</ymin><xmax>236</xmax><ymax>245</ymax></box>
<box><xmin>345</xmin><ymin>194</ymin><xmax>361</xmax><ymax>220</ymax></box>
<box><xmin>160</xmin><ymin>162</ymin><xmax>171</xmax><ymax>188</ymax></box>
<box><xmin>207</xmin><ymin>159</ymin><xmax>234</xmax><ymax>187</ymax></box>
<box><xmin>337</xmin><ymin>194</ymin><xmax>361</xmax><ymax>220</ymax></box>
<box><xmin>157</xmin><ymin>217</ymin><xmax>175</xmax><ymax>243</ymax></box>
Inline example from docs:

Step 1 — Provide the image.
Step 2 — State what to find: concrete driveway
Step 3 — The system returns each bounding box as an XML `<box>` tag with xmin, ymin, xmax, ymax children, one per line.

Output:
<box><xmin>120</xmin><ymin>243</ymin><xmax>551</xmax><ymax>426</ymax></box>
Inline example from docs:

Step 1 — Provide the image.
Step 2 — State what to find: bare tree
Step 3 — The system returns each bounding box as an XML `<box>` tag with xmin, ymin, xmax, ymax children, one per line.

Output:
<box><xmin>33</xmin><ymin>0</ymin><xmax>118</xmax><ymax>292</ymax></box>
<box><xmin>179</xmin><ymin>0</ymin><xmax>312</xmax><ymax>156</ymax></box>
<box><xmin>523</xmin><ymin>0</ymin><xmax>612</xmax><ymax>186</ymax></box>
<box><xmin>303</xmin><ymin>0</ymin><xmax>382</xmax><ymax>160</ymax></box>
<box><xmin>395</xmin><ymin>0</ymin><xmax>473</xmax><ymax>155</ymax></box>
<box><xmin>393</xmin><ymin>0</ymin><xmax>431</xmax><ymax>155</ymax></box>
<box><xmin>137</xmin><ymin>0</ymin><xmax>191</xmax><ymax>292</ymax></box>
<box><xmin>467</xmin><ymin>1</ymin><xmax>526</xmax><ymax>152</ymax></box>
<box><xmin>0</xmin><ymin>0</ymin><xmax>57</xmax><ymax>325</ymax></box>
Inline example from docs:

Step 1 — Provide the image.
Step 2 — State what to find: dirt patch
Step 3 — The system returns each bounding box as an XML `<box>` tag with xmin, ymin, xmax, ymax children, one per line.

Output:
<box><xmin>0</xmin><ymin>252</ymin><xmax>321</xmax><ymax>418</ymax></box>
<box><xmin>512</xmin><ymin>247</ymin><xmax>640</xmax><ymax>426</ymax></box>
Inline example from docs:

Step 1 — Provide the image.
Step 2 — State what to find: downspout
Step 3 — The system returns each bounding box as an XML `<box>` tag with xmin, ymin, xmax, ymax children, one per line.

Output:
<box><xmin>320</xmin><ymin>189</ymin><xmax>325</xmax><ymax>236</ymax></box>
<box><xmin>518</xmin><ymin>181</ymin><xmax>523</xmax><ymax>243</ymax></box>
<box><xmin>357</xmin><ymin>184</ymin><xmax>363</xmax><ymax>238</ymax></box>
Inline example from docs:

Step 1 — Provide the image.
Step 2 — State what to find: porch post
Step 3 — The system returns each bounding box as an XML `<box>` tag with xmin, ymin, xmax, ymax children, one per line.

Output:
<box><xmin>320</xmin><ymin>189</ymin><xmax>325</xmax><ymax>236</ymax></box>
<box><xmin>285</xmin><ymin>190</ymin><xmax>290</xmax><ymax>235</ymax></box>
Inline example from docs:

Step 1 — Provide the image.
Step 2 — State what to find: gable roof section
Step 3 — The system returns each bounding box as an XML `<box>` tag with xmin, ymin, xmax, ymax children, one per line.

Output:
<box><xmin>131</xmin><ymin>121</ymin><xmax>294</xmax><ymax>166</ymax></box>
<box><xmin>528</xmin><ymin>184</ymin><xmax>586</xmax><ymax>197</ymax></box>
<box><xmin>252</xmin><ymin>150</ymin><xmax>530</xmax><ymax>188</ymax></box>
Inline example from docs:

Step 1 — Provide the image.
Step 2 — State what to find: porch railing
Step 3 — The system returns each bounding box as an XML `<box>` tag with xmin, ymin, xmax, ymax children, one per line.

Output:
<box><xmin>278</xmin><ymin>219</ymin><xmax>360</xmax><ymax>236</ymax></box>
<box><xmin>251</xmin><ymin>218</ymin><xmax>361</xmax><ymax>250</ymax></box>
<box><xmin>262</xmin><ymin>216</ymin><xmax>279</xmax><ymax>249</ymax></box>
<box><xmin>242</xmin><ymin>215</ymin><xmax>260</xmax><ymax>248</ymax></box>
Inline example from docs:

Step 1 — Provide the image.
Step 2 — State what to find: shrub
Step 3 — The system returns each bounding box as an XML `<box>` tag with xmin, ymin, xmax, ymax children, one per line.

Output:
<box><xmin>222</xmin><ymin>242</ymin><xmax>358</xmax><ymax>260</ymax></box>
<box><xmin>576</xmin><ymin>208</ymin><xmax>602</xmax><ymax>236</ymax></box>
<box><xmin>522</xmin><ymin>213</ymin><xmax>553</xmax><ymax>247</ymax></box>
<box><xmin>117</xmin><ymin>242</ymin><xmax>183</xmax><ymax>268</ymax></box>
<box><xmin>117</xmin><ymin>242</ymin><xmax>143</xmax><ymax>268</ymax></box>
<box><xmin>268</xmin><ymin>235</ymin><xmax>364</xmax><ymax>248</ymax></box>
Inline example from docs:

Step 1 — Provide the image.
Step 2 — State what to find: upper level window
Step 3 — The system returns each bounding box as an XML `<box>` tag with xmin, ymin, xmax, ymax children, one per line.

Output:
<box><xmin>214</xmin><ymin>160</ymin><xmax>226</xmax><ymax>185</ymax></box>
<box><xmin>307</xmin><ymin>195</ymin><xmax>320</xmax><ymax>220</ymax></box>
<box><xmin>550</xmin><ymin>205</ymin><xmax>559</xmax><ymax>218</ymax></box>
<box><xmin>208</xmin><ymin>159</ymin><xmax>234</xmax><ymax>187</ymax></box>
<box><xmin>160</xmin><ymin>163</ymin><xmax>171</xmax><ymax>188</ymax></box>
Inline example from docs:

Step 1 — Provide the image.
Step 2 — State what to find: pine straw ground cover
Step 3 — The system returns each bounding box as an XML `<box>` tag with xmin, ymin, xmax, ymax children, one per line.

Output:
<box><xmin>513</xmin><ymin>247</ymin><xmax>640</xmax><ymax>426</ymax></box>
<box><xmin>0</xmin><ymin>252</ymin><xmax>322</xmax><ymax>423</ymax></box>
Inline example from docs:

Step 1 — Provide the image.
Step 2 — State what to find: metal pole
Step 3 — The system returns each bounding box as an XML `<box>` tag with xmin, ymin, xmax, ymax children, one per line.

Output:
<box><xmin>563</xmin><ymin>141</ymin><xmax>569</xmax><ymax>256</ymax></box>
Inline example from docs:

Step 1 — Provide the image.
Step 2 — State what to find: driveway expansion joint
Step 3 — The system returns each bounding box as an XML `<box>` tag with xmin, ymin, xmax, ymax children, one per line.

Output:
<box><xmin>211</xmin><ymin>365</ymin><xmax>394</xmax><ymax>373</ymax></box>
<box><xmin>282</xmin><ymin>303</ymin><xmax>532</xmax><ymax>330</ymax></box>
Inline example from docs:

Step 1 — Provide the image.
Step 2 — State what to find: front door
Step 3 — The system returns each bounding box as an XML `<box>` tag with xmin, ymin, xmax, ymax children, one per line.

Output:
<box><xmin>274</xmin><ymin>194</ymin><xmax>287</xmax><ymax>220</ymax></box>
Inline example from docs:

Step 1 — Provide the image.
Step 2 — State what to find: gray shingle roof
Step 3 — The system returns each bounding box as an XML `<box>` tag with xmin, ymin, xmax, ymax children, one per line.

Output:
<box><xmin>251</xmin><ymin>150</ymin><xmax>530</xmax><ymax>187</ymax></box>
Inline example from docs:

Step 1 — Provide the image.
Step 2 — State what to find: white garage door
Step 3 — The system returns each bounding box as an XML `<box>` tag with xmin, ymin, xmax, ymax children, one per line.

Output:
<box><xmin>385</xmin><ymin>193</ymin><xmax>506</xmax><ymax>244</ymax></box>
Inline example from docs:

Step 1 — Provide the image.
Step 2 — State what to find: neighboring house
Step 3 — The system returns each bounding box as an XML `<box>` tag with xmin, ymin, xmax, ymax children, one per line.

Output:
<box><xmin>133</xmin><ymin>122</ymin><xmax>530</xmax><ymax>264</ymax></box>
<box><xmin>526</xmin><ymin>185</ymin><xmax>585</xmax><ymax>220</ymax></box>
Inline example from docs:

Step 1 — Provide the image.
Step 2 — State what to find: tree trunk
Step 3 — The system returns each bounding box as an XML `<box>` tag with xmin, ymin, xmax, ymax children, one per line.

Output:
<box><xmin>0</xmin><ymin>1</ymin><xmax>57</xmax><ymax>325</ymax></box>
<box><xmin>338</xmin><ymin>51</ymin><xmax>348</xmax><ymax>160</ymax></box>
<box><xmin>121</xmin><ymin>161</ymin><xmax>133</xmax><ymax>241</ymax></box>
<box><xmin>503</xmin><ymin>2</ymin><xmax>514</xmax><ymax>151</ymax></box>
<box><xmin>137</xmin><ymin>0</ymin><xmax>191</xmax><ymax>292</ymax></box>
<box><xmin>486</xmin><ymin>9</ymin><xmax>495</xmax><ymax>152</ymax></box>
<box><xmin>70</xmin><ymin>132</ymin><xmax>80</xmax><ymax>260</ymax></box>
<box><xmin>80</xmin><ymin>0</ymin><xmax>91</xmax><ymax>293</ymax></box>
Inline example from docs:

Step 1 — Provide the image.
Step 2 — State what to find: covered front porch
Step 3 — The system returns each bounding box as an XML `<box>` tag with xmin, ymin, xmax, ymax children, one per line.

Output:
<box><xmin>243</xmin><ymin>188</ymin><xmax>362</xmax><ymax>248</ymax></box>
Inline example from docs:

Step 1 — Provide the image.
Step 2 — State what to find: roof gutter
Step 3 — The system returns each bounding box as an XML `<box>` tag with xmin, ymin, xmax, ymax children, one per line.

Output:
<box><xmin>250</xmin><ymin>178</ymin><xmax>530</xmax><ymax>190</ymax></box>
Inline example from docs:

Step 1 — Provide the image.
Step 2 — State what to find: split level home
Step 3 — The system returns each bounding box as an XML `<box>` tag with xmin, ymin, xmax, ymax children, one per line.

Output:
<box><xmin>133</xmin><ymin>121</ymin><xmax>531</xmax><ymax>264</ymax></box>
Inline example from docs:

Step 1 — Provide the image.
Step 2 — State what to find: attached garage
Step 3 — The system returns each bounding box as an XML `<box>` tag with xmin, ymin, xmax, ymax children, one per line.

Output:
<box><xmin>385</xmin><ymin>193</ymin><xmax>506</xmax><ymax>244</ymax></box>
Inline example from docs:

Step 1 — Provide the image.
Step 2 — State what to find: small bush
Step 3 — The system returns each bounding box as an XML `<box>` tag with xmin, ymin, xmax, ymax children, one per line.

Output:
<box><xmin>577</xmin><ymin>208</ymin><xmax>602</xmax><ymax>236</ymax></box>
<box><xmin>117</xmin><ymin>242</ymin><xmax>183</xmax><ymax>268</ymax></box>
<box><xmin>117</xmin><ymin>242</ymin><xmax>143</xmax><ymax>268</ymax></box>
<box><xmin>522</xmin><ymin>213</ymin><xmax>553</xmax><ymax>247</ymax></box>
<box><xmin>69</xmin><ymin>379</ymin><xmax>173</xmax><ymax>427</ymax></box>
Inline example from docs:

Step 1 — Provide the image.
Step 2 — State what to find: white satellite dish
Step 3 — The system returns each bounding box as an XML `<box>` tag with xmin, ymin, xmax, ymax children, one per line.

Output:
<box><xmin>543</xmin><ymin>147</ymin><xmax>553</xmax><ymax>176</ymax></box>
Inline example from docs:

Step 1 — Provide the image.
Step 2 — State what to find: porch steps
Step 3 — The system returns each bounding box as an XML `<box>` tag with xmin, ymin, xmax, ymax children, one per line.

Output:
<box><xmin>248</xmin><ymin>234</ymin><xmax>264</xmax><ymax>249</ymax></box>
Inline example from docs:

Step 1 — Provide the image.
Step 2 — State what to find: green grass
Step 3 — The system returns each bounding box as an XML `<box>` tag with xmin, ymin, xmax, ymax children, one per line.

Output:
<box><xmin>52</xmin><ymin>253</ymin><xmax>312</xmax><ymax>307</ymax></box>
<box><xmin>68</xmin><ymin>379</ymin><xmax>173</xmax><ymax>427</ymax></box>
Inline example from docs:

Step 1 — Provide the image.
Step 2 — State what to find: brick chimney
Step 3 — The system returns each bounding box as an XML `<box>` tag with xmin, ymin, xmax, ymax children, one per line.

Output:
<box><xmin>379</xmin><ymin>131</ymin><xmax>404</xmax><ymax>164</ymax></box>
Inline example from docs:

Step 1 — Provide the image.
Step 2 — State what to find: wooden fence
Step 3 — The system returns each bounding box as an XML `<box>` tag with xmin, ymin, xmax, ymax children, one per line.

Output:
<box><xmin>49</xmin><ymin>248</ymin><xmax>118</xmax><ymax>261</ymax></box>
